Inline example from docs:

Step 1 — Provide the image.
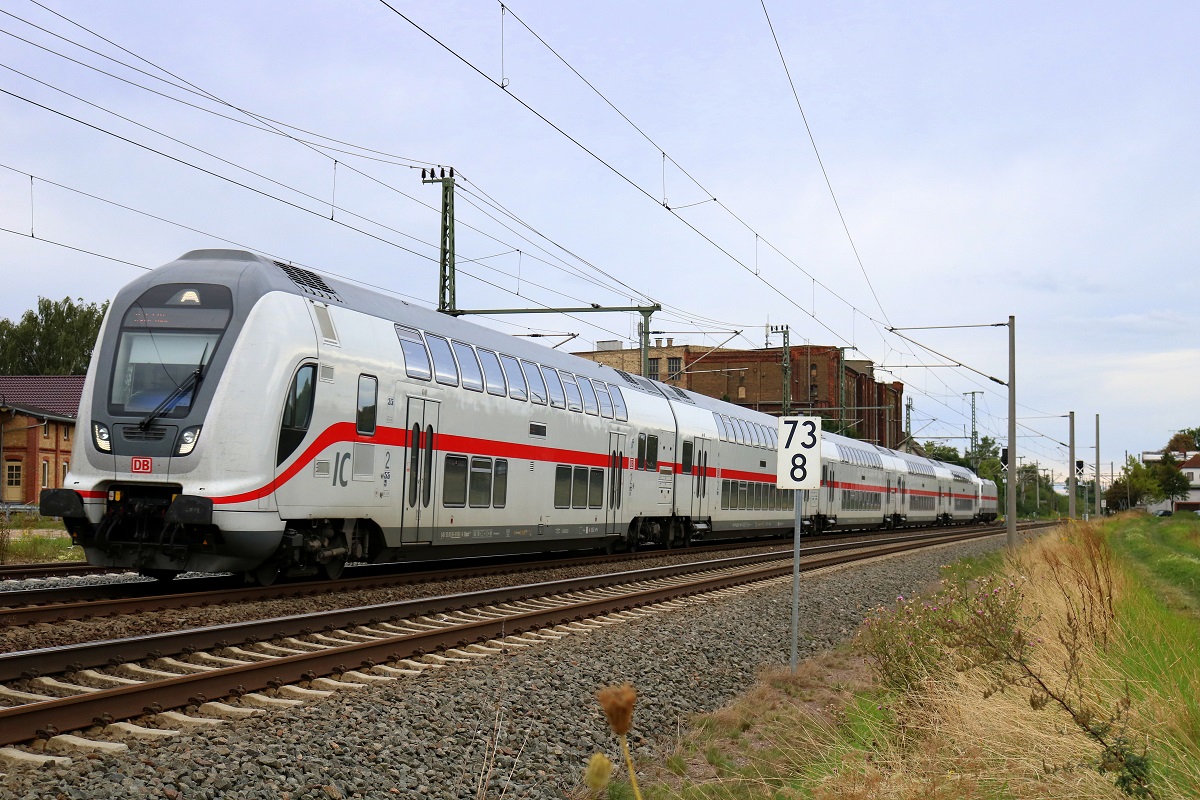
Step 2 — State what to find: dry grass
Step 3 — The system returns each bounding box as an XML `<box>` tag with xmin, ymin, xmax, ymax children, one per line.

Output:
<box><xmin>631</xmin><ymin>519</ymin><xmax>1200</xmax><ymax>799</ymax></box>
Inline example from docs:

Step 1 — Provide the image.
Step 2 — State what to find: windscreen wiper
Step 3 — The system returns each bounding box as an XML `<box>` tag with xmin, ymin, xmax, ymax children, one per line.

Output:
<box><xmin>138</xmin><ymin>345</ymin><xmax>208</xmax><ymax>431</ymax></box>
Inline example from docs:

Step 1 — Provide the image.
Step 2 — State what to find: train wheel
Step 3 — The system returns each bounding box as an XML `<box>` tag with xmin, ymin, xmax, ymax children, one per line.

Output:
<box><xmin>254</xmin><ymin>562</ymin><xmax>281</xmax><ymax>586</ymax></box>
<box><xmin>321</xmin><ymin>533</ymin><xmax>348</xmax><ymax>581</ymax></box>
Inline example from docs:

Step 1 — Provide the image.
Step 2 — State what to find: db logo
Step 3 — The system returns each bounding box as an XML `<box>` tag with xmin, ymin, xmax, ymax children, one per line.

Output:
<box><xmin>131</xmin><ymin>457</ymin><xmax>153</xmax><ymax>474</ymax></box>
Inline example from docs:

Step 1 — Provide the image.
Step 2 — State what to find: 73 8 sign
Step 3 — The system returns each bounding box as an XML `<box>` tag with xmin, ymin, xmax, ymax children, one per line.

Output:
<box><xmin>776</xmin><ymin>416</ymin><xmax>822</xmax><ymax>489</ymax></box>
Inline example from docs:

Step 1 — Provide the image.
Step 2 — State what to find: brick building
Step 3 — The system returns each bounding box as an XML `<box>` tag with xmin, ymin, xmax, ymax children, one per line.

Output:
<box><xmin>0</xmin><ymin>376</ymin><xmax>84</xmax><ymax>506</ymax></box>
<box><xmin>574</xmin><ymin>339</ymin><xmax>904</xmax><ymax>447</ymax></box>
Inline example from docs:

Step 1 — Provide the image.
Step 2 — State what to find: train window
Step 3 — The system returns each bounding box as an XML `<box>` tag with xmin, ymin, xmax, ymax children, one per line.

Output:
<box><xmin>521</xmin><ymin>360</ymin><xmax>548</xmax><ymax>404</ymax></box>
<box><xmin>721</xmin><ymin>479</ymin><xmax>731</xmax><ymax>509</ymax></box>
<box><xmin>276</xmin><ymin>363</ymin><xmax>316</xmax><ymax>466</ymax></box>
<box><xmin>554</xmin><ymin>465</ymin><xmax>571</xmax><ymax>508</ymax></box>
<box><xmin>733</xmin><ymin>419</ymin><xmax>747</xmax><ymax>446</ymax></box>
<box><xmin>469</xmin><ymin>457</ymin><xmax>492</xmax><ymax>507</ymax></box>
<box><xmin>499</xmin><ymin>355</ymin><xmax>527</xmax><ymax>400</ymax></box>
<box><xmin>609</xmin><ymin>384</ymin><xmax>628</xmax><ymax>421</ymax></box>
<box><xmin>577</xmin><ymin>376</ymin><xmax>600</xmax><ymax>415</ymax></box>
<box><xmin>739</xmin><ymin>481</ymin><xmax>748</xmax><ymax>510</ymax></box>
<box><xmin>588</xmin><ymin>468</ymin><xmax>604</xmax><ymax>509</ymax></box>
<box><xmin>768</xmin><ymin>426</ymin><xmax>778</xmax><ymax>449</ymax></box>
<box><xmin>572</xmin><ymin>466</ymin><xmax>589</xmax><ymax>509</ymax></box>
<box><xmin>356</xmin><ymin>375</ymin><xmax>377</xmax><ymax>435</ymax></box>
<box><xmin>493</xmin><ymin>459</ymin><xmax>508</xmax><ymax>508</ymax></box>
<box><xmin>681</xmin><ymin>441</ymin><xmax>694</xmax><ymax>474</ymax></box>
<box><xmin>394</xmin><ymin>325</ymin><xmax>432</xmax><ymax>381</ymax></box>
<box><xmin>636</xmin><ymin>434</ymin><xmax>646</xmax><ymax>470</ymax></box>
<box><xmin>529</xmin><ymin>422</ymin><xmax>547</xmax><ymax>437</ymax></box>
<box><xmin>448</xmin><ymin>343</ymin><xmax>480</xmax><ymax>393</ymax></box>
<box><xmin>477</xmin><ymin>349</ymin><xmax>507</xmax><ymax>396</ymax></box>
<box><xmin>109</xmin><ymin>282</ymin><xmax>231</xmax><ymax>418</ymax></box>
<box><xmin>712</xmin><ymin>412</ymin><xmax>725</xmax><ymax>441</ymax></box>
<box><xmin>426</xmin><ymin>335</ymin><xmax>459</xmax><ymax>386</ymax></box>
<box><xmin>752</xmin><ymin>423</ymin><xmax>766</xmax><ymax>448</ymax></box>
<box><xmin>646</xmin><ymin>435</ymin><xmax>658</xmax><ymax>471</ymax></box>
<box><xmin>539</xmin><ymin>366</ymin><xmax>566</xmax><ymax>409</ymax></box>
<box><xmin>560</xmin><ymin>372</ymin><xmax>584</xmax><ymax>412</ymax></box>
<box><xmin>409</xmin><ymin>424</ymin><xmax>421</xmax><ymax>506</ymax></box>
<box><xmin>596</xmin><ymin>384</ymin><xmax>614</xmax><ymax>418</ymax></box>
<box><xmin>452</xmin><ymin>342</ymin><xmax>484</xmax><ymax>392</ymax></box>
<box><xmin>442</xmin><ymin>455</ymin><xmax>467</xmax><ymax>507</ymax></box>
<box><xmin>422</xmin><ymin>425</ymin><xmax>434</xmax><ymax>508</ymax></box>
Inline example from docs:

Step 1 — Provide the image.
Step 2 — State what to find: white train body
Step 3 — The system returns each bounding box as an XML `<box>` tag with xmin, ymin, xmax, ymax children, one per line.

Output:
<box><xmin>41</xmin><ymin>250</ymin><xmax>998</xmax><ymax>581</ymax></box>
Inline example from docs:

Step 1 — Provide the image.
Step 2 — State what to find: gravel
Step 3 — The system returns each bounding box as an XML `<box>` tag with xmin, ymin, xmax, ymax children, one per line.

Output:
<box><xmin>0</xmin><ymin>535</ymin><xmax>1004</xmax><ymax>800</ymax></box>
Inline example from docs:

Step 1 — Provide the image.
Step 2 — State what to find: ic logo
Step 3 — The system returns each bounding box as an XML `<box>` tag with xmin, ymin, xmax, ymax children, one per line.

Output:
<box><xmin>131</xmin><ymin>457</ymin><xmax>153</xmax><ymax>474</ymax></box>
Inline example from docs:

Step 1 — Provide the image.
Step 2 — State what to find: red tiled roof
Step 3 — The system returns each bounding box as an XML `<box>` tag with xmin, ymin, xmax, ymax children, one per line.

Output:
<box><xmin>0</xmin><ymin>375</ymin><xmax>85</xmax><ymax>419</ymax></box>
<box><xmin>1180</xmin><ymin>453</ymin><xmax>1200</xmax><ymax>469</ymax></box>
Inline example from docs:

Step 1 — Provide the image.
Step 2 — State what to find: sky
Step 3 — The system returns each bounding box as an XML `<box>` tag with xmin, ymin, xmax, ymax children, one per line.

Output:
<box><xmin>1</xmin><ymin>0</ymin><xmax>1198</xmax><ymax>483</ymax></box>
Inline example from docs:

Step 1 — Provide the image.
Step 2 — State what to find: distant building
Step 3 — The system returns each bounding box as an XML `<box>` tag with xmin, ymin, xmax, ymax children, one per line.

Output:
<box><xmin>1141</xmin><ymin>449</ymin><xmax>1200</xmax><ymax>513</ymax></box>
<box><xmin>0</xmin><ymin>376</ymin><xmax>84</xmax><ymax>506</ymax></box>
<box><xmin>573</xmin><ymin>339</ymin><xmax>904</xmax><ymax>448</ymax></box>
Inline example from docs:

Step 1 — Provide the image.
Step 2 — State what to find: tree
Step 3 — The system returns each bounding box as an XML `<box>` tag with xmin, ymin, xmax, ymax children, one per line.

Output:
<box><xmin>922</xmin><ymin>441</ymin><xmax>966</xmax><ymax>466</ymax></box>
<box><xmin>1164</xmin><ymin>432</ymin><xmax>1197</xmax><ymax>454</ymax></box>
<box><xmin>0</xmin><ymin>297</ymin><xmax>108</xmax><ymax>375</ymax></box>
<box><xmin>1152</xmin><ymin>453</ymin><xmax>1191</xmax><ymax>501</ymax></box>
<box><xmin>1165</xmin><ymin>428</ymin><xmax>1200</xmax><ymax>453</ymax></box>
<box><xmin>1105</xmin><ymin>456</ymin><xmax>1162</xmax><ymax>510</ymax></box>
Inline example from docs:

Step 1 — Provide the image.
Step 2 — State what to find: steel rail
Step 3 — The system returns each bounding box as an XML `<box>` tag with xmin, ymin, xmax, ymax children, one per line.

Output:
<box><xmin>0</xmin><ymin>524</ymin><xmax>1024</xmax><ymax>626</ymax></box>
<box><xmin>0</xmin><ymin>527</ymin><xmax>1006</xmax><ymax>746</ymax></box>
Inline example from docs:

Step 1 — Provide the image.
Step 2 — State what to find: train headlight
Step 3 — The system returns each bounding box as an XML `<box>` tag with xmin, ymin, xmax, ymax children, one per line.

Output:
<box><xmin>93</xmin><ymin>422</ymin><xmax>111</xmax><ymax>453</ymax></box>
<box><xmin>176</xmin><ymin>426</ymin><xmax>202</xmax><ymax>456</ymax></box>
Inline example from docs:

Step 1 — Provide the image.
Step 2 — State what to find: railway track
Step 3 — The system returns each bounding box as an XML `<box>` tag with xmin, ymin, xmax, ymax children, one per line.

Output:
<box><xmin>0</xmin><ymin>523</ymin><xmax>1033</xmax><ymax>754</ymax></box>
<box><xmin>0</xmin><ymin>524</ymin><xmax>1023</xmax><ymax>626</ymax></box>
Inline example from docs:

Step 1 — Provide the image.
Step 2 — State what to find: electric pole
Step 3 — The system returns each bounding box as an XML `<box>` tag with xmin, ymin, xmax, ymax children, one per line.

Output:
<box><xmin>964</xmin><ymin>391</ymin><xmax>982</xmax><ymax>469</ymax></box>
<box><xmin>768</xmin><ymin>325</ymin><xmax>792</xmax><ymax>415</ymax></box>
<box><xmin>422</xmin><ymin>167</ymin><xmax>457</xmax><ymax>314</ymax></box>
<box><xmin>1095</xmin><ymin>414</ymin><xmax>1101</xmax><ymax>517</ymax></box>
<box><xmin>1069</xmin><ymin>411</ymin><xmax>1076</xmax><ymax>519</ymax></box>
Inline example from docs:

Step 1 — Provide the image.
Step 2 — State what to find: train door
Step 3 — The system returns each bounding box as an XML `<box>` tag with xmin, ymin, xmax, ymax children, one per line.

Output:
<box><xmin>885</xmin><ymin>475</ymin><xmax>893</xmax><ymax>523</ymax></box>
<box><xmin>605</xmin><ymin>432</ymin><xmax>626</xmax><ymax>536</ymax></box>
<box><xmin>689</xmin><ymin>437</ymin><xmax>711</xmax><ymax>519</ymax></box>
<box><xmin>401</xmin><ymin>397</ymin><xmax>440</xmax><ymax>544</ymax></box>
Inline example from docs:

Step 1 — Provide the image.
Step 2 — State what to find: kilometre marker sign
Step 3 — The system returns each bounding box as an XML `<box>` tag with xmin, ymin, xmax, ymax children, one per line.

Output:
<box><xmin>776</xmin><ymin>416</ymin><xmax>822</xmax><ymax>490</ymax></box>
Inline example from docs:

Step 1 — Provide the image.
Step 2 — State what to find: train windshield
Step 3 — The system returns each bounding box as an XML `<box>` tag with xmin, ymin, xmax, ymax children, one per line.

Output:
<box><xmin>108</xmin><ymin>283</ymin><xmax>232</xmax><ymax>417</ymax></box>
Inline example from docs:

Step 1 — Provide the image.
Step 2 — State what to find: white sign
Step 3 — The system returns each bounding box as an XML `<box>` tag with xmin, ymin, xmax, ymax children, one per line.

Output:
<box><xmin>776</xmin><ymin>416</ymin><xmax>822</xmax><ymax>489</ymax></box>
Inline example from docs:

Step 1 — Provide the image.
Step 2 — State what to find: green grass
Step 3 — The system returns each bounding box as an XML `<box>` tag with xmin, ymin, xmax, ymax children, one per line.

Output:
<box><xmin>0</xmin><ymin>512</ymin><xmax>84</xmax><ymax>564</ymax></box>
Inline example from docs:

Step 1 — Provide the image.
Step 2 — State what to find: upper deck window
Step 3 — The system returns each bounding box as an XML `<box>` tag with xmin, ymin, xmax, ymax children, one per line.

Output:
<box><xmin>108</xmin><ymin>283</ymin><xmax>232</xmax><ymax>418</ymax></box>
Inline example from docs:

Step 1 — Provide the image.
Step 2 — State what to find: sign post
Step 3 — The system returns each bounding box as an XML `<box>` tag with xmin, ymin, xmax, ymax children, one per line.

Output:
<box><xmin>776</xmin><ymin>416</ymin><xmax>822</xmax><ymax>672</ymax></box>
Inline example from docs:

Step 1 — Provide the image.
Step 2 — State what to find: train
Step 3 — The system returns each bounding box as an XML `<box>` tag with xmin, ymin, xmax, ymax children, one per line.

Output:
<box><xmin>41</xmin><ymin>249</ymin><xmax>999</xmax><ymax>584</ymax></box>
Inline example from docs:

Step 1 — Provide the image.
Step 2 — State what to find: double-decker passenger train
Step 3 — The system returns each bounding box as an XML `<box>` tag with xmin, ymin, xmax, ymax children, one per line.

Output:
<box><xmin>41</xmin><ymin>250</ymin><xmax>998</xmax><ymax>584</ymax></box>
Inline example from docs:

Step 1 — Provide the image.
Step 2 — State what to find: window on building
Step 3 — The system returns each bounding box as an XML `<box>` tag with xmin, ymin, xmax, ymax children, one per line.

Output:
<box><xmin>6</xmin><ymin>462</ymin><xmax>21</xmax><ymax>489</ymax></box>
<box><xmin>63</xmin><ymin>426</ymin><xmax>70</xmax><ymax>442</ymax></box>
<box><xmin>647</xmin><ymin>357</ymin><xmax>660</xmax><ymax>381</ymax></box>
<box><xmin>667</xmin><ymin>357</ymin><xmax>681</xmax><ymax>380</ymax></box>
<box><xmin>62</xmin><ymin>462</ymin><xmax>69</xmax><ymax>483</ymax></box>
<box><xmin>42</xmin><ymin>460</ymin><xmax>49</xmax><ymax>488</ymax></box>
<box><xmin>43</xmin><ymin>420</ymin><xmax>50</xmax><ymax>438</ymax></box>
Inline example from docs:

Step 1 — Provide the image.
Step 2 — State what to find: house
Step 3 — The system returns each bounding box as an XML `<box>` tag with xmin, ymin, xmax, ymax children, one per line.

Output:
<box><xmin>1141</xmin><ymin>449</ymin><xmax>1200</xmax><ymax>514</ymax></box>
<box><xmin>0</xmin><ymin>375</ymin><xmax>85</xmax><ymax>506</ymax></box>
